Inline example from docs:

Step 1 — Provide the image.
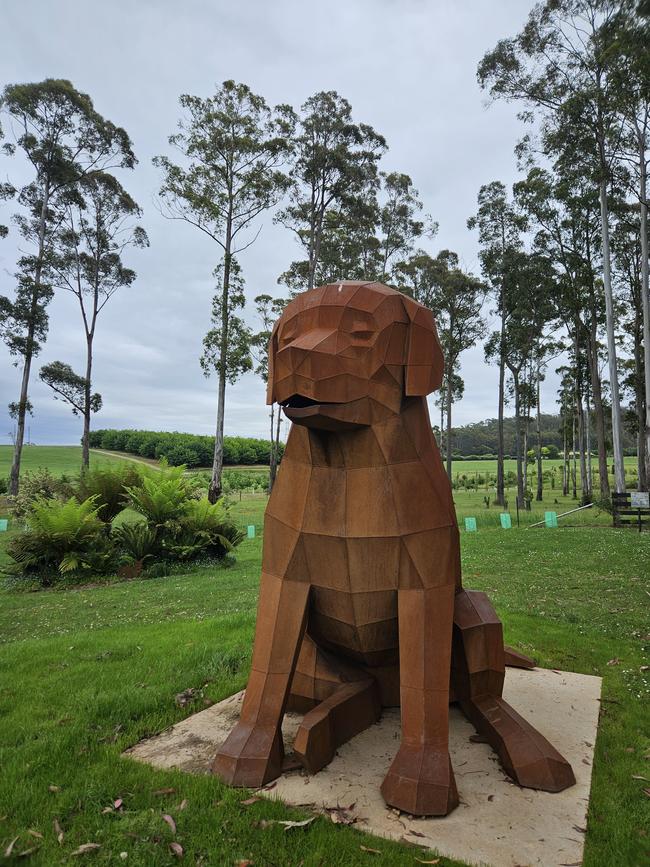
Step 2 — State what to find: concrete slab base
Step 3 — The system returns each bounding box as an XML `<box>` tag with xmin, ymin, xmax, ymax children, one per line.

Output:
<box><xmin>125</xmin><ymin>667</ymin><xmax>601</xmax><ymax>867</ymax></box>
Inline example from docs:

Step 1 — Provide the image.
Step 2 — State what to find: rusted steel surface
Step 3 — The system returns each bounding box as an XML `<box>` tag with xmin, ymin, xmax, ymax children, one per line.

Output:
<box><xmin>212</xmin><ymin>281</ymin><xmax>575</xmax><ymax>815</ymax></box>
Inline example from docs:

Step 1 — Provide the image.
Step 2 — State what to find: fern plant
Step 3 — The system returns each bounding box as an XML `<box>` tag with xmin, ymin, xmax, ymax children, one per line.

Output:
<box><xmin>124</xmin><ymin>464</ymin><xmax>189</xmax><ymax>530</ymax></box>
<box><xmin>75</xmin><ymin>465</ymin><xmax>144</xmax><ymax>523</ymax></box>
<box><xmin>162</xmin><ymin>497</ymin><xmax>244</xmax><ymax>560</ymax></box>
<box><xmin>112</xmin><ymin>520</ymin><xmax>158</xmax><ymax>565</ymax></box>
<box><xmin>6</xmin><ymin>496</ymin><xmax>113</xmax><ymax>585</ymax></box>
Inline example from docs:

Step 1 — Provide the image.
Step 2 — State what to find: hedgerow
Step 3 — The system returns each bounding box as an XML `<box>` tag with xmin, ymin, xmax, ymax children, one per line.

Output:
<box><xmin>87</xmin><ymin>429</ymin><xmax>283</xmax><ymax>467</ymax></box>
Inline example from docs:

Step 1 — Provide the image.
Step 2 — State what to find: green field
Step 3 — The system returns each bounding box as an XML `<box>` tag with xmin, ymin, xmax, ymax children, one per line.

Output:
<box><xmin>0</xmin><ymin>445</ymin><xmax>128</xmax><ymax>479</ymax></box>
<box><xmin>0</xmin><ymin>448</ymin><xmax>648</xmax><ymax>865</ymax></box>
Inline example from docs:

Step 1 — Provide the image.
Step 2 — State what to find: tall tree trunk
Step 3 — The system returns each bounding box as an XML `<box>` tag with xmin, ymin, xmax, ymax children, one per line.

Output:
<box><xmin>81</xmin><ymin>330</ymin><xmax>93</xmax><ymax>471</ymax></box>
<box><xmin>574</xmin><ymin>331</ymin><xmax>588</xmax><ymax>502</ymax></box>
<box><xmin>562</xmin><ymin>414</ymin><xmax>569</xmax><ymax>496</ymax></box>
<box><xmin>536</xmin><ymin>368</ymin><xmax>543</xmax><ymax>501</ymax></box>
<box><xmin>638</xmin><ymin>134</ymin><xmax>650</xmax><ymax>491</ymax></box>
<box><xmin>586</xmin><ymin>385</ymin><xmax>593</xmax><ymax>497</ymax></box>
<box><xmin>634</xmin><ymin>322</ymin><xmax>647</xmax><ymax>491</ymax></box>
<box><xmin>269</xmin><ymin>403</ymin><xmax>282</xmax><ymax>493</ymax></box>
<box><xmin>9</xmin><ymin>181</ymin><xmax>50</xmax><ymax>496</ymax></box>
<box><xmin>208</xmin><ymin>236</ymin><xmax>232</xmax><ymax>503</ymax></box>
<box><xmin>495</xmin><ymin>352</ymin><xmax>506</xmax><ymax>506</ymax></box>
<box><xmin>587</xmin><ymin>322</ymin><xmax>610</xmax><ymax>499</ymax></box>
<box><xmin>445</xmin><ymin>364</ymin><xmax>453</xmax><ymax>480</ymax></box>
<box><xmin>571</xmin><ymin>410</ymin><xmax>577</xmax><ymax>500</ymax></box>
<box><xmin>513</xmin><ymin>371</ymin><xmax>524</xmax><ymax>507</ymax></box>
<box><xmin>598</xmin><ymin>179</ymin><xmax>625</xmax><ymax>492</ymax></box>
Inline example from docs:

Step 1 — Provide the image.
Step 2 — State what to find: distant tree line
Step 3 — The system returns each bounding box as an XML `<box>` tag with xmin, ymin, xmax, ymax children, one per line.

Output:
<box><xmin>446</xmin><ymin>413</ymin><xmax>636</xmax><ymax>457</ymax></box>
<box><xmin>88</xmin><ymin>428</ymin><xmax>283</xmax><ymax>468</ymax></box>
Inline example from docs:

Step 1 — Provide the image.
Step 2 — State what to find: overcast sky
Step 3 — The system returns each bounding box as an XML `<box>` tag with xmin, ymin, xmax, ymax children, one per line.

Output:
<box><xmin>0</xmin><ymin>0</ymin><xmax>554</xmax><ymax>447</ymax></box>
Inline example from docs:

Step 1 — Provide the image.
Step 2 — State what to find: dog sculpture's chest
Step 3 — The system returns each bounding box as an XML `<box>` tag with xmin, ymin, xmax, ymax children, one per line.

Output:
<box><xmin>263</xmin><ymin>423</ymin><xmax>458</xmax><ymax>667</ymax></box>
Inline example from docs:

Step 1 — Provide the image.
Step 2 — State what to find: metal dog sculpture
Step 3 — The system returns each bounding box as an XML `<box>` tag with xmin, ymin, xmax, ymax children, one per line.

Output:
<box><xmin>213</xmin><ymin>281</ymin><xmax>575</xmax><ymax>816</ymax></box>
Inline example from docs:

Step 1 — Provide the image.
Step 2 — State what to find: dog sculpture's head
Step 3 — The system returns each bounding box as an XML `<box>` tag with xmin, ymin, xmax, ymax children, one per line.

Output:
<box><xmin>267</xmin><ymin>281</ymin><xmax>444</xmax><ymax>431</ymax></box>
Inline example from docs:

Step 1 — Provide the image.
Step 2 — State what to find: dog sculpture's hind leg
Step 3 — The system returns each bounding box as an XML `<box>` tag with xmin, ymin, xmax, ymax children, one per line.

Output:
<box><xmin>452</xmin><ymin>589</ymin><xmax>575</xmax><ymax>792</ymax></box>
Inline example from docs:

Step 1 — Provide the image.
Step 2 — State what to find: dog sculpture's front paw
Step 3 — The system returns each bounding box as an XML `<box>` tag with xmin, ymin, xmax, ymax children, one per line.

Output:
<box><xmin>212</xmin><ymin>723</ymin><xmax>283</xmax><ymax>788</ymax></box>
<box><xmin>380</xmin><ymin>745</ymin><xmax>459</xmax><ymax>816</ymax></box>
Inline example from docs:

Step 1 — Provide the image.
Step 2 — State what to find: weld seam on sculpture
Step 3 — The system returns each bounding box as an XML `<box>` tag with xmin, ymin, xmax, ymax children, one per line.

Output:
<box><xmin>212</xmin><ymin>280</ymin><xmax>575</xmax><ymax>816</ymax></box>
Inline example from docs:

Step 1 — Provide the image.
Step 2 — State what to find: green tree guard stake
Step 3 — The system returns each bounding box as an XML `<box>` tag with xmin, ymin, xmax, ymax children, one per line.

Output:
<box><xmin>544</xmin><ymin>512</ymin><xmax>558</xmax><ymax>529</ymax></box>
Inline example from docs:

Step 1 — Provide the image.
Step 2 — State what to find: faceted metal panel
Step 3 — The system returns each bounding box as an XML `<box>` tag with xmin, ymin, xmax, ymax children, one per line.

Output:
<box><xmin>213</xmin><ymin>281</ymin><xmax>575</xmax><ymax>816</ymax></box>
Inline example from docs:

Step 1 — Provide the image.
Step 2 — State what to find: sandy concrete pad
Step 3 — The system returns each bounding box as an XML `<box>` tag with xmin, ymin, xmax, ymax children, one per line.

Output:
<box><xmin>125</xmin><ymin>667</ymin><xmax>601</xmax><ymax>867</ymax></box>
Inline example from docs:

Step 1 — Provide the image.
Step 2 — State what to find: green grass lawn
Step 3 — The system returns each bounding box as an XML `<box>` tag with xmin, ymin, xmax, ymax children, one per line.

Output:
<box><xmin>0</xmin><ymin>460</ymin><xmax>649</xmax><ymax>864</ymax></box>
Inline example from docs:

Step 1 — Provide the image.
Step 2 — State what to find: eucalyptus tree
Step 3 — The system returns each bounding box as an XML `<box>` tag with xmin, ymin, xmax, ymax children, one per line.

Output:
<box><xmin>478</xmin><ymin>0</ymin><xmax>628</xmax><ymax>492</ymax></box>
<box><xmin>0</xmin><ymin>122</ymin><xmax>14</xmax><ymax>240</ymax></box>
<box><xmin>39</xmin><ymin>361</ymin><xmax>102</xmax><ymax>434</ymax></box>
<box><xmin>377</xmin><ymin>172</ymin><xmax>432</xmax><ymax>281</ymax></box>
<box><xmin>514</xmin><ymin>166</ymin><xmax>611</xmax><ymax>497</ymax></box>
<box><xmin>251</xmin><ymin>293</ymin><xmax>288</xmax><ymax>490</ymax></box>
<box><xmin>606</xmin><ymin>7</ymin><xmax>650</xmax><ymax>488</ymax></box>
<box><xmin>611</xmin><ymin>204</ymin><xmax>647</xmax><ymax>488</ymax></box>
<box><xmin>200</xmin><ymin>259</ymin><xmax>253</xmax><ymax>486</ymax></box>
<box><xmin>468</xmin><ymin>181</ymin><xmax>526</xmax><ymax>505</ymax></box>
<box><xmin>485</xmin><ymin>250</ymin><xmax>554</xmax><ymax>507</ymax></box>
<box><xmin>277</xmin><ymin>91</ymin><xmax>385</xmax><ymax>291</ymax></box>
<box><xmin>49</xmin><ymin>172</ymin><xmax>148</xmax><ymax>469</ymax></box>
<box><xmin>154</xmin><ymin>80</ymin><xmax>295</xmax><ymax>501</ymax></box>
<box><xmin>396</xmin><ymin>249</ymin><xmax>484</xmax><ymax>478</ymax></box>
<box><xmin>0</xmin><ymin>79</ymin><xmax>135</xmax><ymax>495</ymax></box>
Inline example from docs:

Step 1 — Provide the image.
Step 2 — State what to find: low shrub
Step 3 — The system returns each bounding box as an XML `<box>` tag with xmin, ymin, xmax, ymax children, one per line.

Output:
<box><xmin>0</xmin><ymin>477</ymin><xmax>8</xmax><ymax>495</ymax></box>
<box><xmin>5</xmin><ymin>496</ymin><xmax>113</xmax><ymax>585</ymax></box>
<box><xmin>10</xmin><ymin>469</ymin><xmax>74</xmax><ymax>519</ymax></box>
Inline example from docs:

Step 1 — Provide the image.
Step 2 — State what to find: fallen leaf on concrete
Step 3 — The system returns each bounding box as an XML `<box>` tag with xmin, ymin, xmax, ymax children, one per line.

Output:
<box><xmin>407</xmin><ymin>829</ymin><xmax>426</xmax><ymax>838</ymax></box>
<box><xmin>162</xmin><ymin>814</ymin><xmax>177</xmax><ymax>834</ymax></box>
<box><xmin>71</xmin><ymin>842</ymin><xmax>101</xmax><ymax>855</ymax></box>
<box><xmin>360</xmin><ymin>845</ymin><xmax>381</xmax><ymax>854</ymax></box>
<box><xmin>169</xmin><ymin>841</ymin><xmax>183</xmax><ymax>858</ymax></box>
<box><xmin>573</xmin><ymin>825</ymin><xmax>586</xmax><ymax>833</ymax></box>
<box><xmin>325</xmin><ymin>806</ymin><xmax>357</xmax><ymax>826</ymax></box>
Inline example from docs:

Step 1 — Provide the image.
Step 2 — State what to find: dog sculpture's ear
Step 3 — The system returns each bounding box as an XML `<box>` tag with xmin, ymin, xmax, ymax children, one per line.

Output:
<box><xmin>401</xmin><ymin>295</ymin><xmax>444</xmax><ymax>396</ymax></box>
<box><xmin>266</xmin><ymin>319</ymin><xmax>280</xmax><ymax>405</ymax></box>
